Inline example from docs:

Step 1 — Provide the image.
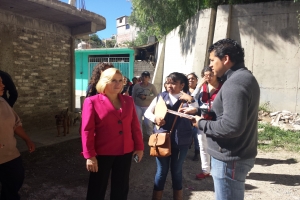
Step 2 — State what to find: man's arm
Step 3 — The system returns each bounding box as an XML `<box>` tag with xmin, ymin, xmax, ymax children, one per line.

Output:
<box><xmin>198</xmin><ymin>82</ymin><xmax>249</xmax><ymax>138</ymax></box>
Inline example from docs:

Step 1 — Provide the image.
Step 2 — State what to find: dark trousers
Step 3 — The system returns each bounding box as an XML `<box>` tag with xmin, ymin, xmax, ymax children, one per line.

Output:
<box><xmin>86</xmin><ymin>152</ymin><xmax>133</xmax><ymax>200</ymax></box>
<box><xmin>0</xmin><ymin>156</ymin><xmax>24</xmax><ymax>200</ymax></box>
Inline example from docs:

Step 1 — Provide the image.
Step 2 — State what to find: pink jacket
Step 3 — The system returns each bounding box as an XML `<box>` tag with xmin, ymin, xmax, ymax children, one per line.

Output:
<box><xmin>81</xmin><ymin>93</ymin><xmax>144</xmax><ymax>159</ymax></box>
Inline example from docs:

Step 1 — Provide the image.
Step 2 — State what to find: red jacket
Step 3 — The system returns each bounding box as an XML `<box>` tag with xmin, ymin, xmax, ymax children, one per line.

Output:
<box><xmin>81</xmin><ymin>93</ymin><xmax>144</xmax><ymax>158</ymax></box>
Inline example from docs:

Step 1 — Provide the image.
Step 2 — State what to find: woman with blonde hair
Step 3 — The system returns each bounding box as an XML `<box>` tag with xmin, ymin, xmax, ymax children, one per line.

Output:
<box><xmin>81</xmin><ymin>68</ymin><xmax>144</xmax><ymax>200</ymax></box>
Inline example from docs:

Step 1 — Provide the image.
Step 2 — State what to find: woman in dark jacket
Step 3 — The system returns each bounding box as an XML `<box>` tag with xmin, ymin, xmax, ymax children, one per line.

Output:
<box><xmin>144</xmin><ymin>72</ymin><xmax>197</xmax><ymax>200</ymax></box>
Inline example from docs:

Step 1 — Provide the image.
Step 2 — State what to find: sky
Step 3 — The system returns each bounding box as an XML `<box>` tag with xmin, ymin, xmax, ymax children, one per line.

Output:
<box><xmin>60</xmin><ymin>0</ymin><xmax>132</xmax><ymax>39</ymax></box>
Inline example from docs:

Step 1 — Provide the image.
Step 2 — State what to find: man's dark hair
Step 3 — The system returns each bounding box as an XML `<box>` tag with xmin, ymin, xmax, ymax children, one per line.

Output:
<box><xmin>208</xmin><ymin>38</ymin><xmax>245</xmax><ymax>64</ymax></box>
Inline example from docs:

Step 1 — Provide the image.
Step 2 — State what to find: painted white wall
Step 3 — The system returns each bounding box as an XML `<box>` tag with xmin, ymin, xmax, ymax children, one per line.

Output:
<box><xmin>116</xmin><ymin>16</ymin><xmax>139</xmax><ymax>43</ymax></box>
<box><xmin>162</xmin><ymin>9</ymin><xmax>214</xmax><ymax>81</ymax></box>
<box><xmin>154</xmin><ymin>2</ymin><xmax>300</xmax><ymax>112</ymax></box>
<box><xmin>228</xmin><ymin>2</ymin><xmax>300</xmax><ymax>112</ymax></box>
<box><xmin>152</xmin><ymin>41</ymin><xmax>166</xmax><ymax>92</ymax></box>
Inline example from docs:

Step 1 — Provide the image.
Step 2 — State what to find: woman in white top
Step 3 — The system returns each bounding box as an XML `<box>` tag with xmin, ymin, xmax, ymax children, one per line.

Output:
<box><xmin>144</xmin><ymin>72</ymin><xmax>197</xmax><ymax>200</ymax></box>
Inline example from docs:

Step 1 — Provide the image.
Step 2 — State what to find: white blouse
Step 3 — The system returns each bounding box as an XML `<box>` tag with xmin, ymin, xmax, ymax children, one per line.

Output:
<box><xmin>144</xmin><ymin>92</ymin><xmax>198</xmax><ymax>123</ymax></box>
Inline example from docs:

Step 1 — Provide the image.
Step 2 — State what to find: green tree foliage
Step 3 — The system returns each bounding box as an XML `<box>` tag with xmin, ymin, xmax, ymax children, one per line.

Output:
<box><xmin>134</xmin><ymin>32</ymin><xmax>149</xmax><ymax>46</ymax></box>
<box><xmin>129</xmin><ymin>0</ymin><xmax>289</xmax><ymax>40</ymax></box>
<box><xmin>89</xmin><ymin>34</ymin><xmax>104</xmax><ymax>48</ymax></box>
<box><xmin>105</xmin><ymin>39</ymin><xmax>116</xmax><ymax>48</ymax></box>
<box><xmin>129</xmin><ymin>0</ymin><xmax>204</xmax><ymax>40</ymax></box>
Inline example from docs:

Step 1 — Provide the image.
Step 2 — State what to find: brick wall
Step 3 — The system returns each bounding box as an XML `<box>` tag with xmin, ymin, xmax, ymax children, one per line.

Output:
<box><xmin>0</xmin><ymin>12</ymin><xmax>73</xmax><ymax>131</ymax></box>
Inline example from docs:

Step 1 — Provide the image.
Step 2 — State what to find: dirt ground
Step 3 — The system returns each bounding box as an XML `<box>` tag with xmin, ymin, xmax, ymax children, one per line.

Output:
<box><xmin>18</xmin><ymin>135</ymin><xmax>300</xmax><ymax>200</ymax></box>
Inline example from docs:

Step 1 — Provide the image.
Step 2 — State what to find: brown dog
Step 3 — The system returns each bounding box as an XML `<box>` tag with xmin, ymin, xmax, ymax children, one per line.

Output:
<box><xmin>55</xmin><ymin>108</ymin><xmax>70</xmax><ymax>137</ymax></box>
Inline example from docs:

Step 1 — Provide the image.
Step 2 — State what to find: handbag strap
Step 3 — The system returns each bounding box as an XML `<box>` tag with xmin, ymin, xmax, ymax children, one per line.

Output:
<box><xmin>169</xmin><ymin>102</ymin><xmax>183</xmax><ymax>134</ymax></box>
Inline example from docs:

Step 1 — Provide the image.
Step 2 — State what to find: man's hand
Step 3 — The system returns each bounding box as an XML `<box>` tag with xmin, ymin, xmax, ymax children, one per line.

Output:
<box><xmin>86</xmin><ymin>157</ymin><xmax>98</xmax><ymax>172</ymax></box>
<box><xmin>155</xmin><ymin>117</ymin><xmax>165</xmax><ymax>126</ymax></box>
<box><xmin>178</xmin><ymin>107</ymin><xmax>198</xmax><ymax>115</ymax></box>
<box><xmin>193</xmin><ymin>115</ymin><xmax>203</xmax><ymax>128</ymax></box>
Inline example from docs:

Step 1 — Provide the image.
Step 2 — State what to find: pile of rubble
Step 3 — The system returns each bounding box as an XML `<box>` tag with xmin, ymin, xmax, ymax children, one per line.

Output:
<box><xmin>258</xmin><ymin>110</ymin><xmax>300</xmax><ymax>131</ymax></box>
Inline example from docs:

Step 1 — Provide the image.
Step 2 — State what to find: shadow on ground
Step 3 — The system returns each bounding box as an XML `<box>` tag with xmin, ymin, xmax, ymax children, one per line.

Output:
<box><xmin>19</xmin><ymin>136</ymin><xmax>214</xmax><ymax>200</ymax></box>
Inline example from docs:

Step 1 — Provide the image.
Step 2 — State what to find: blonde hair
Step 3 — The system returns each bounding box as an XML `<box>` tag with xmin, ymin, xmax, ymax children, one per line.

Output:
<box><xmin>96</xmin><ymin>68</ymin><xmax>123</xmax><ymax>94</ymax></box>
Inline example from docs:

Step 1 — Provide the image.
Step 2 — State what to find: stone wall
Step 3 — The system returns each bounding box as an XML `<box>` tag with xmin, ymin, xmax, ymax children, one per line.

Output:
<box><xmin>117</xmin><ymin>33</ymin><xmax>133</xmax><ymax>44</ymax></box>
<box><xmin>134</xmin><ymin>60</ymin><xmax>155</xmax><ymax>80</ymax></box>
<box><xmin>0</xmin><ymin>10</ymin><xmax>73</xmax><ymax>131</ymax></box>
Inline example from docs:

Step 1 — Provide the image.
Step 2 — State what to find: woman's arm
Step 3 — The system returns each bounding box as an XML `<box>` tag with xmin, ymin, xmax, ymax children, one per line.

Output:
<box><xmin>14</xmin><ymin>126</ymin><xmax>35</xmax><ymax>153</ymax></box>
<box><xmin>144</xmin><ymin>97</ymin><xmax>157</xmax><ymax>123</ymax></box>
<box><xmin>11</xmin><ymin>109</ymin><xmax>35</xmax><ymax>152</ymax></box>
<box><xmin>130</xmin><ymin>99</ymin><xmax>144</xmax><ymax>162</ymax></box>
<box><xmin>81</xmin><ymin>98</ymin><xmax>97</xmax><ymax>159</ymax></box>
<box><xmin>147</xmin><ymin>84</ymin><xmax>158</xmax><ymax>100</ymax></box>
<box><xmin>81</xmin><ymin>98</ymin><xmax>99</xmax><ymax>172</ymax></box>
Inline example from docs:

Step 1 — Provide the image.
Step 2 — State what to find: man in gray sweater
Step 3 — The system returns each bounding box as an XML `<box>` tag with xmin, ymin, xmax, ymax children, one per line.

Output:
<box><xmin>184</xmin><ymin>39</ymin><xmax>260</xmax><ymax>200</ymax></box>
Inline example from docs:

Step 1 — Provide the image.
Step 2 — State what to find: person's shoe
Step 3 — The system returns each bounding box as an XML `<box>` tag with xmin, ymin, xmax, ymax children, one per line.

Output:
<box><xmin>196</xmin><ymin>172</ymin><xmax>211</xmax><ymax>180</ymax></box>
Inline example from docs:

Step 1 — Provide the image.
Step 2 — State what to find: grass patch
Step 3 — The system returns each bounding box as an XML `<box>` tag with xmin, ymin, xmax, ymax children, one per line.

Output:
<box><xmin>258</xmin><ymin>123</ymin><xmax>300</xmax><ymax>152</ymax></box>
<box><xmin>259</xmin><ymin>101</ymin><xmax>271</xmax><ymax>113</ymax></box>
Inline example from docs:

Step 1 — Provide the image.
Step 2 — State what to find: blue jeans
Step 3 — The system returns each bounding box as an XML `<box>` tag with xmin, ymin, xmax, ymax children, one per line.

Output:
<box><xmin>192</xmin><ymin>127</ymin><xmax>199</xmax><ymax>151</ymax></box>
<box><xmin>154</xmin><ymin>147</ymin><xmax>189</xmax><ymax>191</ymax></box>
<box><xmin>211</xmin><ymin>157</ymin><xmax>255</xmax><ymax>200</ymax></box>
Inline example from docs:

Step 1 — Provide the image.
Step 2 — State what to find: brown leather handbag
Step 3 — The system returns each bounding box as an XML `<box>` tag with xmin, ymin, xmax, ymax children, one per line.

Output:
<box><xmin>148</xmin><ymin>103</ymin><xmax>182</xmax><ymax>157</ymax></box>
<box><xmin>148</xmin><ymin>132</ymin><xmax>172</xmax><ymax>157</ymax></box>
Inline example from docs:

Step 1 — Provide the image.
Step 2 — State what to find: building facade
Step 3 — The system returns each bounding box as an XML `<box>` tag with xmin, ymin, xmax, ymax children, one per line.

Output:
<box><xmin>116</xmin><ymin>16</ymin><xmax>139</xmax><ymax>44</ymax></box>
<box><xmin>0</xmin><ymin>0</ymin><xmax>105</xmax><ymax>131</ymax></box>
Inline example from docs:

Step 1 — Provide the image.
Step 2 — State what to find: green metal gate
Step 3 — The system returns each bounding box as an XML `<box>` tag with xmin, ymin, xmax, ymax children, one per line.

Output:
<box><xmin>88</xmin><ymin>57</ymin><xmax>130</xmax><ymax>79</ymax></box>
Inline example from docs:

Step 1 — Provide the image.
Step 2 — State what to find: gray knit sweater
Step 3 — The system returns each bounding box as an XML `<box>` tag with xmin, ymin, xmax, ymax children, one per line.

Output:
<box><xmin>198</xmin><ymin>63</ymin><xmax>260</xmax><ymax>161</ymax></box>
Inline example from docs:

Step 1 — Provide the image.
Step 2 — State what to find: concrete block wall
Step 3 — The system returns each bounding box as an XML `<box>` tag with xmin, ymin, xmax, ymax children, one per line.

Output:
<box><xmin>0</xmin><ymin>10</ymin><xmax>73</xmax><ymax>131</ymax></box>
<box><xmin>152</xmin><ymin>42</ymin><xmax>166</xmax><ymax>92</ymax></box>
<box><xmin>228</xmin><ymin>2</ymin><xmax>300</xmax><ymax>112</ymax></box>
<box><xmin>154</xmin><ymin>2</ymin><xmax>300</xmax><ymax>112</ymax></box>
<box><xmin>154</xmin><ymin>8</ymin><xmax>215</xmax><ymax>85</ymax></box>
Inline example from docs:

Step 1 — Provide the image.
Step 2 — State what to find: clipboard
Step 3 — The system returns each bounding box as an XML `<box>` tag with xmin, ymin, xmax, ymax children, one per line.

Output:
<box><xmin>166</xmin><ymin>109</ymin><xmax>195</xmax><ymax>120</ymax></box>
